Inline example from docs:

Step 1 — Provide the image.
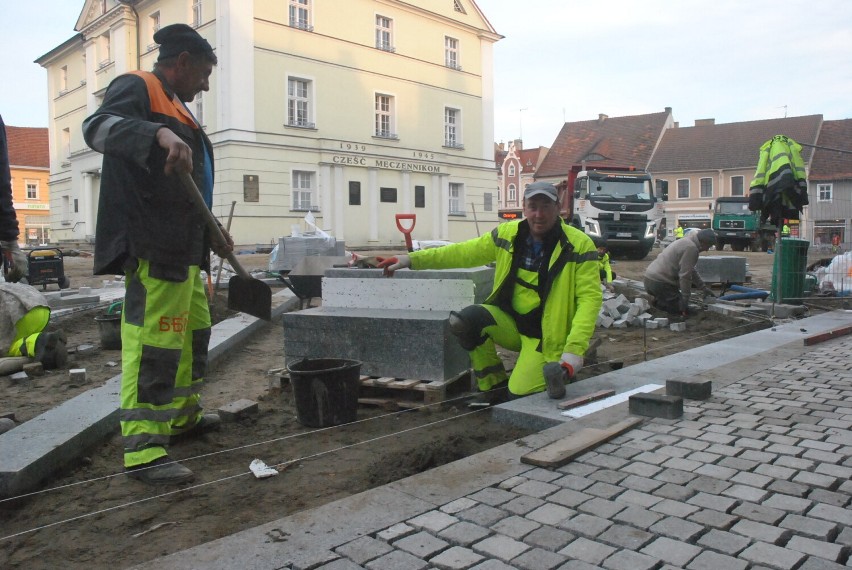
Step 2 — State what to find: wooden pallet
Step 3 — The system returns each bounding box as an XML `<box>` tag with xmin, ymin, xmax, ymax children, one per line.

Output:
<box><xmin>357</xmin><ymin>369</ymin><xmax>474</xmax><ymax>409</ymax></box>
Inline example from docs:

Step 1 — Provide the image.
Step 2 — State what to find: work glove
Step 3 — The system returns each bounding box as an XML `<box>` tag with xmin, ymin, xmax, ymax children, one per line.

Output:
<box><xmin>1</xmin><ymin>240</ymin><xmax>28</xmax><ymax>283</ymax></box>
<box><xmin>560</xmin><ymin>352</ymin><xmax>583</xmax><ymax>378</ymax></box>
<box><xmin>376</xmin><ymin>254</ymin><xmax>410</xmax><ymax>277</ymax></box>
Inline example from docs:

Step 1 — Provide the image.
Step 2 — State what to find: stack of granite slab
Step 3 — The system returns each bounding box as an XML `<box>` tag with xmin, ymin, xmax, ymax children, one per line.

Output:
<box><xmin>282</xmin><ymin>266</ymin><xmax>494</xmax><ymax>381</ymax></box>
<box><xmin>268</xmin><ymin>235</ymin><xmax>347</xmax><ymax>272</ymax></box>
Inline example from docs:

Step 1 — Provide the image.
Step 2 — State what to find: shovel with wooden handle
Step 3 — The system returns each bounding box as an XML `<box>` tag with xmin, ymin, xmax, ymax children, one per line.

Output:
<box><xmin>178</xmin><ymin>171</ymin><xmax>272</xmax><ymax>321</ymax></box>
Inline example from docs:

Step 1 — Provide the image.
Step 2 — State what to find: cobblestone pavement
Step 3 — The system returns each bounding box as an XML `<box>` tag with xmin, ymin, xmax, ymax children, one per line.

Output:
<box><xmin>319</xmin><ymin>335</ymin><xmax>852</xmax><ymax>570</ymax></box>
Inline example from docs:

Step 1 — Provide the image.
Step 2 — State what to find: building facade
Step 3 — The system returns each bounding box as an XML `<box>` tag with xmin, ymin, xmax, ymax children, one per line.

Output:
<box><xmin>805</xmin><ymin>119</ymin><xmax>852</xmax><ymax>251</ymax></box>
<box><xmin>6</xmin><ymin>126</ymin><xmax>51</xmax><ymax>245</ymax></box>
<box><xmin>37</xmin><ymin>0</ymin><xmax>502</xmax><ymax>248</ymax></box>
<box><xmin>494</xmin><ymin>139</ymin><xmax>548</xmax><ymax>220</ymax></box>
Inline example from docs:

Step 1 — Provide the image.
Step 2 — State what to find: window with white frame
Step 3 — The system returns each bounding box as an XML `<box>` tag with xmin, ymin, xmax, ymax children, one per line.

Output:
<box><xmin>375</xmin><ymin>15</ymin><xmax>394</xmax><ymax>52</ymax></box>
<box><xmin>449</xmin><ymin>183</ymin><xmax>464</xmax><ymax>214</ymax></box>
<box><xmin>731</xmin><ymin>175</ymin><xmax>744</xmax><ymax>197</ymax></box>
<box><xmin>289</xmin><ymin>0</ymin><xmax>312</xmax><ymax>31</ymax></box>
<box><xmin>445</xmin><ymin>36</ymin><xmax>460</xmax><ymax>69</ymax></box>
<box><xmin>508</xmin><ymin>184</ymin><xmax>516</xmax><ymax>201</ymax></box>
<box><xmin>194</xmin><ymin>93</ymin><xmax>205</xmax><ymax>126</ymax></box>
<box><xmin>677</xmin><ymin>179</ymin><xmax>689</xmax><ymax>199</ymax></box>
<box><xmin>59</xmin><ymin>66</ymin><xmax>68</xmax><ymax>93</ymax></box>
<box><xmin>700</xmin><ymin>177</ymin><xmax>712</xmax><ymax>198</ymax></box>
<box><xmin>508</xmin><ymin>164</ymin><xmax>515</xmax><ymax>177</ymax></box>
<box><xmin>453</xmin><ymin>0</ymin><xmax>466</xmax><ymax>13</ymax></box>
<box><xmin>375</xmin><ymin>94</ymin><xmax>396</xmax><ymax>138</ymax></box>
<box><xmin>26</xmin><ymin>181</ymin><xmax>38</xmax><ymax>200</ymax></box>
<box><xmin>292</xmin><ymin>170</ymin><xmax>316</xmax><ymax>210</ymax></box>
<box><xmin>61</xmin><ymin>128</ymin><xmax>71</xmax><ymax>159</ymax></box>
<box><xmin>444</xmin><ymin>107</ymin><xmax>462</xmax><ymax>148</ymax></box>
<box><xmin>818</xmin><ymin>183</ymin><xmax>833</xmax><ymax>202</ymax></box>
<box><xmin>192</xmin><ymin>0</ymin><xmax>203</xmax><ymax>28</ymax></box>
<box><xmin>288</xmin><ymin>77</ymin><xmax>313</xmax><ymax>128</ymax></box>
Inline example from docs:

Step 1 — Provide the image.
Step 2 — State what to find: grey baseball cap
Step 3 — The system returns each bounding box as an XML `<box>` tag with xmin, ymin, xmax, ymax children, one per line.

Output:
<box><xmin>524</xmin><ymin>182</ymin><xmax>558</xmax><ymax>202</ymax></box>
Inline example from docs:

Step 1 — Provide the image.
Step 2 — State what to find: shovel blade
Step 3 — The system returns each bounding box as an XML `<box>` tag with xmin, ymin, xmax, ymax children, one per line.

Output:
<box><xmin>227</xmin><ymin>275</ymin><xmax>272</xmax><ymax>321</ymax></box>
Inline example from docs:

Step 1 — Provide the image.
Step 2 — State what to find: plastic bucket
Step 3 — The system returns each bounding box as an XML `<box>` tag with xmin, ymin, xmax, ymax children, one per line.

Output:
<box><xmin>286</xmin><ymin>358</ymin><xmax>362</xmax><ymax>427</ymax></box>
<box><xmin>94</xmin><ymin>313</ymin><xmax>122</xmax><ymax>350</ymax></box>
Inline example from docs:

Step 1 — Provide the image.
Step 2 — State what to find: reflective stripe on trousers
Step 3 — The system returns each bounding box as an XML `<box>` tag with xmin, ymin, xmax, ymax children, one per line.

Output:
<box><xmin>120</xmin><ymin>259</ymin><xmax>211</xmax><ymax>468</ymax></box>
<box><xmin>7</xmin><ymin>306</ymin><xmax>50</xmax><ymax>357</ymax></box>
<box><xmin>467</xmin><ymin>304</ymin><xmax>549</xmax><ymax>396</ymax></box>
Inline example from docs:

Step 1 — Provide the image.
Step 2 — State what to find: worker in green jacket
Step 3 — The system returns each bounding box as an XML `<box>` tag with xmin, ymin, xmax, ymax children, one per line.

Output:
<box><xmin>378</xmin><ymin>182</ymin><xmax>602</xmax><ymax>404</ymax></box>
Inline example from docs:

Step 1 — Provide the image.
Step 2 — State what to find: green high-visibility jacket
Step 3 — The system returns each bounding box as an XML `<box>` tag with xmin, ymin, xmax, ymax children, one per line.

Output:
<box><xmin>409</xmin><ymin>219</ymin><xmax>602</xmax><ymax>360</ymax></box>
<box><xmin>749</xmin><ymin>135</ymin><xmax>808</xmax><ymax>225</ymax></box>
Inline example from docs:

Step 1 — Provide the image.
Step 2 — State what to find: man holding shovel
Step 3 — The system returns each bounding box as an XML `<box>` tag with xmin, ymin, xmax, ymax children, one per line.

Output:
<box><xmin>83</xmin><ymin>24</ymin><xmax>233</xmax><ymax>484</ymax></box>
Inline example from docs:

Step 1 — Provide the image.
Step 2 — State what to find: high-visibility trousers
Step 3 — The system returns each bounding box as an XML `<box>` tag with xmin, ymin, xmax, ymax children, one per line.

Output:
<box><xmin>120</xmin><ymin>259</ymin><xmax>211</xmax><ymax>468</ymax></box>
<box><xmin>458</xmin><ymin>304</ymin><xmax>548</xmax><ymax>396</ymax></box>
<box><xmin>6</xmin><ymin>306</ymin><xmax>50</xmax><ymax>357</ymax></box>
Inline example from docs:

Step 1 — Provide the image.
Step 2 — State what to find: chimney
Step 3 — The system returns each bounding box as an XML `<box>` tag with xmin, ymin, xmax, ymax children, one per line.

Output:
<box><xmin>665</xmin><ymin>107</ymin><xmax>672</xmax><ymax>114</ymax></box>
<box><xmin>694</xmin><ymin>118</ymin><xmax>715</xmax><ymax>127</ymax></box>
<box><xmin>513</xmin><ymin>138</ymin><xmax>523</xmax><ymax>151</ymax></box>
<box><xmin>598</xmin><ymin>114</ymin><xmax>608</xmax><ymax>124</ymax></box>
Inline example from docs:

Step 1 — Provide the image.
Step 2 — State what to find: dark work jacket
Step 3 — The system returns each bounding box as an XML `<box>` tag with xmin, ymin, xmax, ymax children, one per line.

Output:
<box><xmin>82</xmin><ymin>70</ymin><xmax>213</xmax><ymax>275</ymax></box>
<box><xmin>0</xmin><ymin>115</ymin><xmax>19</xmax><ymax>242</ymax></box>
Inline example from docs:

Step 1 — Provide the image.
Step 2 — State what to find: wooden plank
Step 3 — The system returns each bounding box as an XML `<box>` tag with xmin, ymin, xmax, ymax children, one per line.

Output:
<box><xmin>803</xmin><ymin>325</ymin><xmax>852</xmax><ymax>346</ymax></box>
<box><xmin>557</xmin><ymin>389</ymin><xmax>616</xmax><ymax>410</ymax></box>
<box><xmin>390</xmin><ymin>379</ymin><xmax>421</xmax><ymax>389</ymax></box>
<box><xmin>375</xmin><ymin>377</ymin><xmax>397</xmax><ymax>385</ymax></box>
<box><xmin>521</xmin><ymin>418</ymin><xmax>643</xmax><ymax>468</ymax></box>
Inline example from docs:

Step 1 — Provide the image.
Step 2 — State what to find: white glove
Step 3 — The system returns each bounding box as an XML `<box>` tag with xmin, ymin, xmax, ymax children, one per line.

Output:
<box><xmin>560</xmin><ymin>352</ymin><xmax>583</xmax><ymax>377</ymax></box>
<box><xmin>1</xmin><ymin>240</ymin><xmax>28</xmax><ymax>282</ymax></box>
<box><xmin>377</xmin><ymin>254</ymin><xmax>411</xmax><ymax>276</ymax></box>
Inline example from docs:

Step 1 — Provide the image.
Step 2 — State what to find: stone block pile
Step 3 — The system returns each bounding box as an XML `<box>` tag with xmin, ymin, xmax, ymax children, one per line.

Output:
<box><xmin>596</xmin><ymin>292</ymin><xmax>685</xmax><ymax>331</ymax></box>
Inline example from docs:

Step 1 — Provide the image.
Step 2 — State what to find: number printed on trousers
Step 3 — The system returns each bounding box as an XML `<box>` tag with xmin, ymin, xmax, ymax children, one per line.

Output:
<box><xmin>159</xmin><ymin>313</ymin><xmax>189</xmax><ymax>333</ymax></box>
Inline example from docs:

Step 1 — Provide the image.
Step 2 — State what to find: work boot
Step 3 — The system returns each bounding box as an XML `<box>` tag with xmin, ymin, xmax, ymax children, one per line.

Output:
<box><xmin>125</xmin><ymin>456</ymin><xmax>194</xmax><ymax>485</ymax></box>
<box><xmin>467</xmin><ymin>380</ymin><xmax>510</xmax><ymax>408</ymax></box>
<box><xmin>34</xmin><ymin>331</ymin><xmax>68</xmax><ymax>370</ymax></box>
<box><xmin>170</xmin><ymin>413</ymin><xmax>221</xmax><ymax>443</ymax></box>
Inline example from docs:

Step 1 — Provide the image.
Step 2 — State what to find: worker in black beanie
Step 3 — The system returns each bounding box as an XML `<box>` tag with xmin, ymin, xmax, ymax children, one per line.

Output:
<box><xmin>154</xmin><ymin>23</ymin><xmax>216</xmax><ymax>63</ymax></box>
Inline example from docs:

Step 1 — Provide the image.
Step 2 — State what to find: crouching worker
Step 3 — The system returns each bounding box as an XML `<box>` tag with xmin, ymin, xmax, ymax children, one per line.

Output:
<box><xmin>1</xmin><ymin>282</ymin><xmax>67</xmax><ymax>373</ymax></box>
<box><xmin>378</xmin><ymin>182</ymin><xmax>602</xmax><ymax>405</ymax></box>
<box><xmin>598</xmin><ymin>246</ymin><xmax>615</xmax><ymax>291</ymax></box>
<box><xmin>643</xmin><ymin>228</ymin><xmax>716</xmax><ymax>316</ymax></box>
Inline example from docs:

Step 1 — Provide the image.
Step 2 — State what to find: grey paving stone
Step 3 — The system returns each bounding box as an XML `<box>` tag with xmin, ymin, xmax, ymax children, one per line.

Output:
<box><xmin>552</xmin><ymin>472</ymin><xmax>595</xmax><ymax>490</ymax></box>
<box><xmin>732</xmin><ymin>501</ymin><xmax>787</xmax><ymax>525</ymax></box>
<box><xmin>731</xmin><ymin>471</ymin><xmax>774</xmax><ymax>488</ymax></box>
<box><xmin>547</xmin><ymin>488</ymin><xmax>593</xmax><ymax>508</ymax></box>
<box><xmin>685</xmin><ymin>474</ymin><xmax>733</xmax><ymax>495</ymax></box>
<box><xmin>616</xmin><ymin>489</ymin><xmax>662</xmax><ymax>508</ymax></box>
<box><xmin>469</xmin><ymin>561</ymin><xmax>517</xmax><ymax>570</ymax></box>
<box><xmin>511</xmin><ymin>480</ymin><xmax>560</xmax><ymax>499</ymax></box>
<box><xmin>490</xmin><ymin>515</ymin><xmax>540</xmax><ymax>540</ymax></box>
<box><xmin>583</xmin><ymin>481</ymin><xmax>623</xmax><ymax>500</ymax></box>
<box><xmin>584</xmin><ymin>454</ymin><xmax>630</xmax><ymax>470</ymax></box>
<box><xmin>654</xmin><ymin>468</ymin><xmax>696</xmax><ymax>485</ymax></box>
<box><xmin>497</xmin><ymin>476</ymin><xmax>527</xmax><ymax>490</ymax></box>
<box><xmin>612</xmin><ymin>505</ymin><xmax>663</xmax><ymax>529</ymax></box>
<box><xmin>523</xmin><ymin>525</ymin><xmax>575</xmax><ymax>552</ymax></box>
<box><xmin>366</xmin><ymin>549</ymin><xmax>428</xmax><ymax>570</ymax></box>
<box><xmin>554</xmin><ymin>560</ymin><xmax>601</xmax><ymax>570</ymax></box>
<box><xmin>795</xmin><ymin>556</ymin><xmax>849</xmax><ymax>570</ymax></box>
<box><xmin>778</xmin><ymin>514</ymin><xmax>838</xmax><ymax>541</ymax></box>
<box><xmin>335</xmin><ymin>536</ymin><xmax>393</xmax><ymax>565</ymax></box>
<box><xmin>316</xmin><ymin>558</ymin><xmax>366</xmax><ymax>570</ymax></box>
<box><xmin>687</xmin><ymin>491</ymin><xmax>738</xmax><ymax>512</ymax></box>
<box><xmin>738</xmin><ymin>541</ymin><xmax>807</xmax><ymax>570</ymax></box>
<box><xmin>656</xmin><ymin>444</ymin><xmax>692</xmax><ymax>458</ymax></box>
<box><xmin>510</xmin><ymin>546</ymin><xmax>567</xmax><ymax>570</ymax></box>
<box><xmin>394</xmin><ymin>531</ymin><xmax>450</xmax><ymax>559</ymax></box>
<box><xmin>619</xmin><ymin>474</ymin><xmax>664</xmax><ymax>493</ymax></box>
<box><xmin>429</xmin><ymin>545</ymin><xmax>485</xmax><ymax>570</ymax></box>
<box><xmin>654</xmin><ymin>482</ymin><xmax>694</xmax><ymax>501</ymax></box>
<box><xmin>835</xmin><ymin>526</ymin><xmax>852</xmax><ymax>547</ymax></box>
<box><xmin>801</xmin><ymin>449</ymin><xmax>844</xmax><ymax>465</ymax></box>
<box><xmin>793</xmin><ymin>470</ymin><xmax>838</xmax><ymax>489</ymax></box>
<box><xmin>785</xmin><ymin>535</ymin><xmax>845</xmax><ymax>562</ymax></box>
<box><xmin>377</xmin><ymin>522</ymin><xmax>416</xmax><ymax>542</ymax></box>
<box><xmin>524</xmin><ymin>467</ymin><xmax>563</xmax><ymax>482</ymax></box>
<box><xmin>640</xmin><ymin>536</ymin><xmax>702</xmax><ymax>567</ymax></box>
<box><xmin>755</xmin><ymin>463</ymin><xmax>797</xmax><ymax>480</ymax></box>
<box><xmin>775</xmin><ymin>455</ymin><xmax>815</xmax><ymax>470</ymax></box>
<box><xmin>525</xmin><ymin>503</ymin><xmax>574</xmax><ymax>526</ymax></box>
<box><xmin>438</xmin><ymin>521</ymin><xmax>492</xmax><ymax>547</ymax></box>
<box><xmin>648</xmin><ymin>516</ymin><xmax>704</xmax><ymax>541</ymax></box>
<box><xmin>807</xmin><ymin>488</ymin><xmax>849</xmax><ymax>508</ymax></box>
<box><xmin>718</xmin><ymin>456</ymin><xmax>760</xmax><ymax>471</ymax></box>
<box><xmin>457</xmin><ymin>504</ymin><xmax>508</xmax><ymax>527</ymax></box>
<box><xmin>558</xmin><ymin>536</ymin><xmax>616</xmax><ymax>565</ymax></box>
<box><xmin>601</xmin><ymin>548</ymin><xmax>660</xmax><ymax>570</ymax></box>
<box><xmin>558</xmin><ymin>513</ymin><xmax>613</xmax><ymax>538</ymax></box>
<box><xmin>557</xmin><ymin>461</ymin><xmax>599</xmax><ymax>476</ymax></box>
<box><xmin>588</xmin><ymin>468</ymin><xmax>629</xmax><ymax>485</ymax></box>
<box><xmin>762</xmin><ymin>493</ymin><xmax>813</xmax><ymax>514</ymax></box>
<box><xmin>597</xmin><ymin>523</ymin><xmax>654</xmax><ymax>550</ymax></box>
<box><xmin>442</xmin><ymin>497</ymin><xmax>479</xmax><ymax>514</ymax></box>
<box><xmin>407</xmin><ymin>510</ymin><xmax>459</xmax><ymax>533</ymax></box>
<box><xmin>814</xmin><ymin>462</ymin><xmax>852</xmax><ymax>479</ymax></box>
<box><xmin>730</xmin><ymin>519</ymin><xmax>792</xmax><ymax>544</ymax></box>
<box><xmin>722</xmin><ymin>484</ymin><xmax>771</xmax><ymax>503</ymax></box>
<box><xmin>471</xmin><ymin>534</ymin><xmax>530</xmax><ymax>562</ymax></box>
<box><xmin>501</xmin><ymin>495</ymin><xmax>545</xmax><ymax>515</ymax></box>
<box><xmin>697</xmin><ymin>528</ymin><xmax>751</xmax><ymax>555</ymax></box>
<box><xmin>468</xmin><ymin>488</ymin><xmax>516</xmax><ymax>507</ymax></box>
<box><xmin>686</xmin><ymin>550</ymin><xmax>749</xmax><ymax>570</ymax></box>
<box><xmin>650</xmin><ymin>498</ymin><xmax>700</xmax><ymax>518</ymax></box>
<box><xmin>576</xmin><ymin>497</ymin><xmax>626</xmax><ymax>519</ymax></box>
<box><xmin>807</xmin><ymin>503</ymin><xmax>852</xmax><ymax>526</ymax></box>
<box><xmin>768</xmin><ymin>479</ymin><xmax>810</xmax><ymax>497</ymax></box>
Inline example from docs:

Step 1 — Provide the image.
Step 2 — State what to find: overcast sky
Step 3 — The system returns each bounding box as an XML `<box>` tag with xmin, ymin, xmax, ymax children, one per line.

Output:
<box><xmin>2</xmin><ymin>0</ymin><xmax>851</xmax><ymax>150</ymax></box>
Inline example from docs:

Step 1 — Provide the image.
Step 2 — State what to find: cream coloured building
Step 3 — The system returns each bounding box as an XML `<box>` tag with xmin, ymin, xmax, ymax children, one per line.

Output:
<box><xmin>36</xmin><ymin>0</ymin><xmax>502</xmax><ymax>248</ymax></box>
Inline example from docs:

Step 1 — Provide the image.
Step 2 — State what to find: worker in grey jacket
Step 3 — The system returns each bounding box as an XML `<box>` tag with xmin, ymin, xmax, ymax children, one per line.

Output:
<box><xmin>644</xmin><ymin>228</ymin><xmax>716</xmax><ymax>315</ymax></box>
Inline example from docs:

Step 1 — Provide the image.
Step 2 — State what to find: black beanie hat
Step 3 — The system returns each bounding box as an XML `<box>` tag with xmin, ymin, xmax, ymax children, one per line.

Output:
<box><xmin>154</xmin><ymin>23</ymin><xmax>215</xmax><ymax>61</ymax></box>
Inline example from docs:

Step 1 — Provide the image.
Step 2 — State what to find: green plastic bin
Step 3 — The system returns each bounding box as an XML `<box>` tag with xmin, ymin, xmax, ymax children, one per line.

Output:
<box><xmin>771</xmin><ymin>238</ymin><xmax>809</xmax><ymax>304</ymax></box>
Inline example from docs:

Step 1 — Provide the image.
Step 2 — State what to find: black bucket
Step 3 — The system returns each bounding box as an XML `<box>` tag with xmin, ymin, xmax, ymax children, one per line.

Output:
<box><xmin>287</xmin><ymin>358</ymin><xmax>362</xmax><ymax>427</ymax></box>
<box><xmin>94</xmin><ymin>313</ymin><xmax>122</xmax><ymax>350</ymax></box>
